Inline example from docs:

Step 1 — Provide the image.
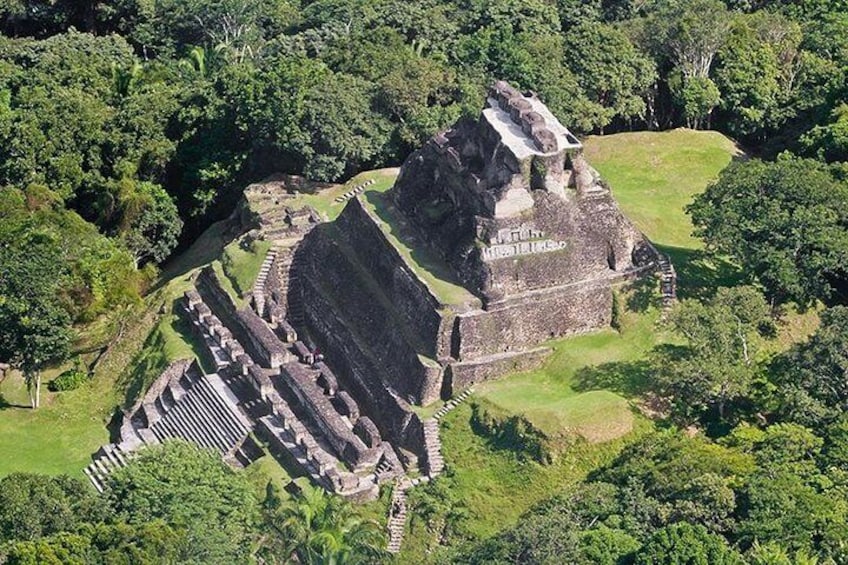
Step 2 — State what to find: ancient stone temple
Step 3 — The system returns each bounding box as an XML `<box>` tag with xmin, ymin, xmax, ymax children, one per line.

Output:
<box><xmin>85</xmin><ymin>82</ymin><xmax>661</xmax><ymax>513</ymax></box>
<box><xmin>384</xmin><ymin>80</ymin><xmax>659</xmax><ymax>379</ymax></box>
<box><xmin>295</xmin><ymin>80</ymin><xmax>658</xmax><ymax>408</ymax></box>
<box><xmin>396</xmin><ymin>80</ymin><xmax>656</xmax><ymax>294</ymax></box>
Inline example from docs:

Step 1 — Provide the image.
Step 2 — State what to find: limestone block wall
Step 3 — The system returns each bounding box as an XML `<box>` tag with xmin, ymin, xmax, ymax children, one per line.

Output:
<box><xmin>296</xmin><ymin>271</ymin><xmax>427</xmax><ymax>459</ymax></box>
<box><xmin>455</xmin><ymin>281</ymin><xmax>612</xmax><ymax>360</ymax></box>
<box><xmin>297</xmin><ymin>227</ymin><xmax>443</xmax><ymax>405</ymax></box>
<box><xmin>277</xmin><ymin>361</ymin><xmax>380</xmax><ymax>470</ymax></box>
<box><xmin>466</xmin><ymin>191</ymin><xmax>656</xmax><ymax>299</ymax></box>
<box><xmin>196</xmin><ymin>267</ymin><xmax>289</xmax><ymax>368</ymax></box>
<box><xmin>445</xmin><ymin>347</ymin><xmax>551</xmax><ymax>393</ymax></box>
<box><xmin>335</xmin><ymin>200</ymin><xmax>454</xmax><ymax>359</ymax></box>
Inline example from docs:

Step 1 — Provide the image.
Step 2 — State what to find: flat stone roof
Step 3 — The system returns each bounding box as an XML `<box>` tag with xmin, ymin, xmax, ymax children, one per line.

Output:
<box><xmin>482</xmin><ymin>96</ymin><xmax>582</xmax><ymax>160</ymax></box>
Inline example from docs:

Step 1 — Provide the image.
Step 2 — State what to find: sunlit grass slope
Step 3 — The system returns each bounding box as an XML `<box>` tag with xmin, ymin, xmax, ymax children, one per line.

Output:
<box><xmin>584</xmin><ymin>128</ymin><xmax>741</xmax><ymax>249</ymax></box>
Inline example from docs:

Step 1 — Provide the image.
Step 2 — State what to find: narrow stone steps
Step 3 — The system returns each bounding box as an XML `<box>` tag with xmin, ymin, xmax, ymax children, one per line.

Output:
<box><xmin>657</xmin><ymin>254</ymin><xmax>677</xmax><ymax>312</ymax></box>
<box><xmin>101</xmin><ymin>447</ymin><xmax>122</xmax><ymax>470</ymax></box>
<box><xmin>192</xmin><ymin>376</ymin><xmax>249</xmax><ymax>442</ymax></box>
<box><xmin>164</xmin><ymin>398</ymin><xmax>217</xmax><ymax>451</ymax></box>
<box><xmin>433</xmin><ymin>388</ymin><xmax>474</xmax><ymax>421</ymax></box>
<box><xmin>422</xmin><ymin>417</ymin><xmax>445</xmax><ymax>476</ymax></box>
<box><xmin>83</xmin><ymin>442</ymin><xmax>135</xmax><ymax>493</ymax></box>
<box><xmin>253</xmin><ymin>248</ymin><xmax>280</xmax><ymax>317</ymax></box>
<box><xmin>178</xmin><ymin>387</ymin><xmax>236</xmax><ymax>452</ymax></box>
<box><xmin>386</xmin><ymin>480</ymin><xmax>410</xmax><ymax>554</ymax></box>
<box><xmin>334</xmin><ymin>179</ymin><xmax>376</xmax><ymax>203</ymax></box>
<box><xmin>84</xmin><ymin>466</ymin><xmax>104</xmax><ymax>493</ymax></box>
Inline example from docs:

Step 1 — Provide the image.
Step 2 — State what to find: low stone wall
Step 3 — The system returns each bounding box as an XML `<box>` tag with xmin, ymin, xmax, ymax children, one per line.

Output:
<box><xmin>336</xmin><ymin>199</ymin><xmax>454</xmax><ymax>359</ymax></box>
<box><xmin>297</xmin><ymin>271</ymin><xmax>427</xmax><ymax>459</ymax></box>
<box><xmin>128</xmin><ymin>359</ymin><xmax>193</xmax><ymax>431</ymax></box>
<box><xmin>277</xmin><ymin>361</ymin><xmax>380</xmax><ymax>470</ymax></box>
<box><xmin>298</xmin><ymin>228</ymin><xmax>443</xmax><ymax>404</ymax></box>
<box><xmin>445</xmin><ymin>347</ymin><xmax>551</xmax><ymax>394</ymax></box>
<box><xmin>196</xmin><ymin>267</ymin><xmax>289</xmax><ymax>368</ymax></box>
<box><xmin>456</xmin><ymin>281</ymin><xmax>611</xmax><ymax>359</ymax></box>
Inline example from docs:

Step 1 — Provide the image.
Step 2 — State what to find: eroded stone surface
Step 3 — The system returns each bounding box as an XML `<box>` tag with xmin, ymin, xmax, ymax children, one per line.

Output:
<box><xmin>89</xmin><ymin>81</ymin><xmax>664</xmax><ymax>508</ymax></box>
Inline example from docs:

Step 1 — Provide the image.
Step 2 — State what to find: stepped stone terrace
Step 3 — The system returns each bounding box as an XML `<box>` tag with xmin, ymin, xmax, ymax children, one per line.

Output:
<box><xmin>87</xmin><ymin>82</ymin><xmax>667</xmax><ymax>512</ymax></box>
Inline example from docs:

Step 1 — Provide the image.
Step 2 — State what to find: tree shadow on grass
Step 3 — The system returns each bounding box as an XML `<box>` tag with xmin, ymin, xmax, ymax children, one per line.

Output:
<box><xmin>118</xmin><ymin>328</ymin><xmax>169</xmax><ymax>411</ymax></box>
<box><xmin>625</xmin><ymin>275</ymin><xmax>663</xmax><ymax>313</ymax></box>
<box><xmin>572</xmin><ymin>360</ymin><xmax>654</xmax><ymax>397</ymax></box>
<box><xmin>655</xmin><ymin>244</ymin><xmax>745</xmax><ymax>301</ymax></box>
<box><xmin>0</xmin><ymin>392</ymin><xmax>29</xmax><ymax>410</ymax></box>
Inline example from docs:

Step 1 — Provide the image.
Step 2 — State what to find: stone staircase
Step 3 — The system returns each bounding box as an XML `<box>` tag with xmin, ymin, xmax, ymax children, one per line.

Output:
<box><xmin>433</xmin><ymin>388</ymin><xmax>474</xmax><ymax>422</ymax></box>
<box><xmin>386</xmin><ymin>479</ymin><xmax>410</xmax><ymax>554</ymax></box>
<box><xmin>334</xmin><ymin>178</ymin><xmax>375</xmax><ymax>203</ymax></box>
<box><xmin>252</xmin><ymin>247</ymin><xmax>278</xmax><ymax>318</ymax></box>
<box><xmin>422</xmin><ymin>419</ymin><xmax>444</xmax><ymax>476</ymax></box>
<box><xmin>84</xmin><ymin>443</ymin><xmax>132</xmax><ymax>493</ymax></box>
<box><xmin>375</xmin><ymin>458</ymin><xmax>394</xmax><ymax>476</ymax></box>
<box><xmin>148</xmin><ymin>372</ymin><xmax>252</xmax><ymax>457</ymax></box>
<box><xmin>658</xmin><ymin>255</ymin><xmax>677</xmax><ymax>309</ymax></box>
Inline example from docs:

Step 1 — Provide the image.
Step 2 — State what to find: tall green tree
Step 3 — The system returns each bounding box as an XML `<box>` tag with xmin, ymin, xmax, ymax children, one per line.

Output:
<box><xmin>801</xmin><ymin>103</ymin><xmax>848</xmax><ymax>162</ymax></box>
<box><xmin>689</xmin><ymin>157</ymin><xmax>848</xmax><ymax>307</ymax></box>
<box><xmin>106</xmin><ymin>441</ymin><xmax>259</xmax><ymax>564</ymax></box>
<box><xmin>0</xmin><ymin>473</ymin><xmax>105</xmax><ymax>543</ymax></box>
<box><xmin>651</xmin><ymin>286</ymin><xmax>772</xmax><ymax>425</ymax></box>
<box><xmin>714</xmin><ymin>12</ymin><xmax>802</xmax><ymax>140</ymax></box>
<box><xmin>770</xmin><ymin>306</ymin><xmax>848</xmax><ymax>426</ymax></box>
<box><xmin>298</xmin><ymin>73</ymin><xmax>391</xmax><ymax>181</ymax></box>
<box><xmin>0</xmin><ymin>222</ymin><xmax>73</xmax><ymax>408</ymax></box>
<box><xmin>634</xmin><ymin>0</ymin><xmax>731</xmax><ymax>128</ymax></box>
<box><xmin>113</xmin><ymin>179</ymin><xmax>183</xmax><ymax>266</ymax></box>
<box><xmin>563</xmin><ymin>22</ymin><xmax>656</xmax><ymax>132</ymax></box>
<box><xmin>634</xmin><ymin>522</ymin><xmax>745</xmax><ymax>565</ymax></box>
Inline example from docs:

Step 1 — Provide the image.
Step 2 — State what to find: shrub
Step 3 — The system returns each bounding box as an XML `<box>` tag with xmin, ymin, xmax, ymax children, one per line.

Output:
<box><xmin>611</xmin><ymin>291</ymin><xmax>623</xmax><ymax>331</ymax></box>
<box><xmin>470</xmin><ymin>400</ymin><xmax>553</xmax><ymax>464</ymax></box>
<box><xmin>48</xmin><ymin>368</ymin><xmax>88</xmax><ymax>392</ymax></box>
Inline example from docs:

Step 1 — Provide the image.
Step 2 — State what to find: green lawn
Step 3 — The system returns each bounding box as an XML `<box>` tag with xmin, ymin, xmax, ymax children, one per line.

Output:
<box><xmin>0</xmin><ymin>216</ymin><xmax>238</xmax><ymax>479</ymax></box>
<box><xmin>584</xmin><ymin>128</ymin><xmax>741</xmax><ymax>249</ymax></box>
<box><xmin>222</xmin><ymin>238</ymin><xmax>272</xmax><ymax>298</ymax></box>
<box><xmin>0</xmin><ymin>366</ymin><xmax>117</xmax><ymax>477</ymax></box>
<box><xmin>361</xmin><ymin>189</ymin><xmax>478</xmax><ymax>307</ymax></box>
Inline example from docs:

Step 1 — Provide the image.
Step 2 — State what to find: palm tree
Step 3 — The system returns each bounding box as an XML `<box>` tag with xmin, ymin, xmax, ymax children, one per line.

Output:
<box><xmin>265</xmin><ymin>485</ymin><xmax>386</xmax><ymax>564</ymax></box>
<box><xmin>111</xmin><ymin>62</ymin><xmax>143</xmax><ymax>98</ymax></box>
<box><xmin>178</xmin><ymin>46</ymin><xmax>208</xmax><ymax>77</ymax></box>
